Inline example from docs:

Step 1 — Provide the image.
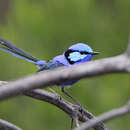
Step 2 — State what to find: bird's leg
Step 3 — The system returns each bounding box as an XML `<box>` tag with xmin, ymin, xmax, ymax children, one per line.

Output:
<box><xmin>61</xmin><ymin>87</ymin><xmax>81</xmax><ymax>107</ymax></box>
<box><xmin>70</xmin><ymin>119</ymin><xmax>73</xmax><ymax>130</ymax></box>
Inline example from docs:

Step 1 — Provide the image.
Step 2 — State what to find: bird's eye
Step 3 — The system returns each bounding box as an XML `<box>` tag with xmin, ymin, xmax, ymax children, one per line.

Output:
<box><xmin>80</xmin><ymin>51</ymin><xmax>90</xmax><ymax>55</ymax></box>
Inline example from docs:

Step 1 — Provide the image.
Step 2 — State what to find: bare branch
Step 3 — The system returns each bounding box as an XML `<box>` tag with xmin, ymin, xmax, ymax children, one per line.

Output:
<box><xmin>74</xmin><ymin>102</ymin><xmax>130</xmax><ymax>130</ymax></box>
<box><xmin>0</xmin><ymin>119</ymin><xmax>22</xmax><ymax>130</ymax></box>
<box><xmin>0</xmin><ymin>52</ymin><xmax>130</xmax><ymax>101</ymax></box>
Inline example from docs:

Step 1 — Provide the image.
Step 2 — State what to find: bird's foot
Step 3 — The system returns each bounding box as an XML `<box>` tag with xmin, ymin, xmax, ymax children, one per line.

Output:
<box><xmin>72</xmin><ymin>103</ymin><xmax>84</xmax><ymax>115</ymax></box>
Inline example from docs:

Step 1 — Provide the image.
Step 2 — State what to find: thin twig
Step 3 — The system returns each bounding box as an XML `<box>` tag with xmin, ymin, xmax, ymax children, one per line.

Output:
<box><xmin>74</xmin><ymin>102</ymin><xmax>130</xmax><ymax>130</ymax></box>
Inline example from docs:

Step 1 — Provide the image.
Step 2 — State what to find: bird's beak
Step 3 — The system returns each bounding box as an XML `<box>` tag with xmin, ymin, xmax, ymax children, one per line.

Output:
<box><xmin>91</xmin><ymin>51</ymin><xmax>100</xmax><ymax>55</ymax></box>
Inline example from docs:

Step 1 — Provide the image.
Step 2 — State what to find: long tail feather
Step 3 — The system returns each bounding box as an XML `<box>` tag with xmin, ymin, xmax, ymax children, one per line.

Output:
<box><xmin>0</xmin><ymin>38</ymin><xmax>39</xmax><ymax>64</ymax></box>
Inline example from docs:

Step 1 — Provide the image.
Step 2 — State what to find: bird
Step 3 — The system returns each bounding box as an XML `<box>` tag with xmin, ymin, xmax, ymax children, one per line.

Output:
<box><xmin>0</xmin><ymin>38</ymin><xmax>99</xmax><ymax>105</ymax></box>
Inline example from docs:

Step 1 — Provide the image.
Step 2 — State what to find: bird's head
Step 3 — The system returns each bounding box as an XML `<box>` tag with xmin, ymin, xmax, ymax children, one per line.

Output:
<box><xmin>64</xmin><ymin>43</ymin><xmax>99</xmax><ymax>65</ymax></box>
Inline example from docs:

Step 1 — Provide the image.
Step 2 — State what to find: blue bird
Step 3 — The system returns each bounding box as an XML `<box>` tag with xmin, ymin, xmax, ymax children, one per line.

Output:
<box><xmin>0</xmin><ymin>38</ymin><xmax>99</xmax><ymax>105</ymax></box>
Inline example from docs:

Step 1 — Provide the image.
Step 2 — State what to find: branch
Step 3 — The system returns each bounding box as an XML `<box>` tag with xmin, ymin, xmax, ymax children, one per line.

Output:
<box><xmin>0</xmin><ymin>49</ymin><xmax>130</xmax><ymax>101</ymax></box>
<box><xmin>0</xmin><ymin>119</ymin><xmax>22</xmax><ymax>130</ymax></box>
<box><xmin>74</xmin><ymin>101</ymin><xmax>130</xmax><ymax>130</ymax></box>
<box><xmin>0</xmin><ymin>81</ymin><xmax>107</xmax><ymax>130</ymax></box>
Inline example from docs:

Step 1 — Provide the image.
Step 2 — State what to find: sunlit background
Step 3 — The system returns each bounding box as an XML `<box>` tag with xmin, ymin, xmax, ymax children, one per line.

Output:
<box><xmin>0</xmin><ymin>0</ymin><xmax>130</xmax><ymax>130</ymax></box>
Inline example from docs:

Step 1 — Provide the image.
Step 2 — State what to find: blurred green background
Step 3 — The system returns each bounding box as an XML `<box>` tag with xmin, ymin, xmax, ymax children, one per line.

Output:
<box><xmin>0</xmin><ymin>0</ymin><xmax>130</xmax><ymax>130</ymax></box>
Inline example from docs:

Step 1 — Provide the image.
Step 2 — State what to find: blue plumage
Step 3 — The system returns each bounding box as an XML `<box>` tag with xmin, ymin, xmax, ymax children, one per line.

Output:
<box><xmin>0</xmin><ymin>39</ymin><xmax>99</xmax><ymax>86</ymax></box>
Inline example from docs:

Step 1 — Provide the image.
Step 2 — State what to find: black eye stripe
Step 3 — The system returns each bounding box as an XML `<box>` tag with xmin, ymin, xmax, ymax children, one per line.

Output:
<box><xmin>80</xmin><ymin>51</ymin><xmax>90</xmax><ymax>54</ymax></box>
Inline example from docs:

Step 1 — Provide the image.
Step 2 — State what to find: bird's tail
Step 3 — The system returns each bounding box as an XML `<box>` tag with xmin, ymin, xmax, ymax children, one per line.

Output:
<box><xmin>0</xmin><ymin>38</ymin><xmax>40</xmax><ymax>64</ymax></box>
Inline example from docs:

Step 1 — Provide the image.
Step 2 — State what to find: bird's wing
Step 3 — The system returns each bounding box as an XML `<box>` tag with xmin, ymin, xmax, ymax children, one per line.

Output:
<box><xmin>36</xmin><ymin>60</ymin><xmax>64</xmax><ymax>72</ymax></box>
